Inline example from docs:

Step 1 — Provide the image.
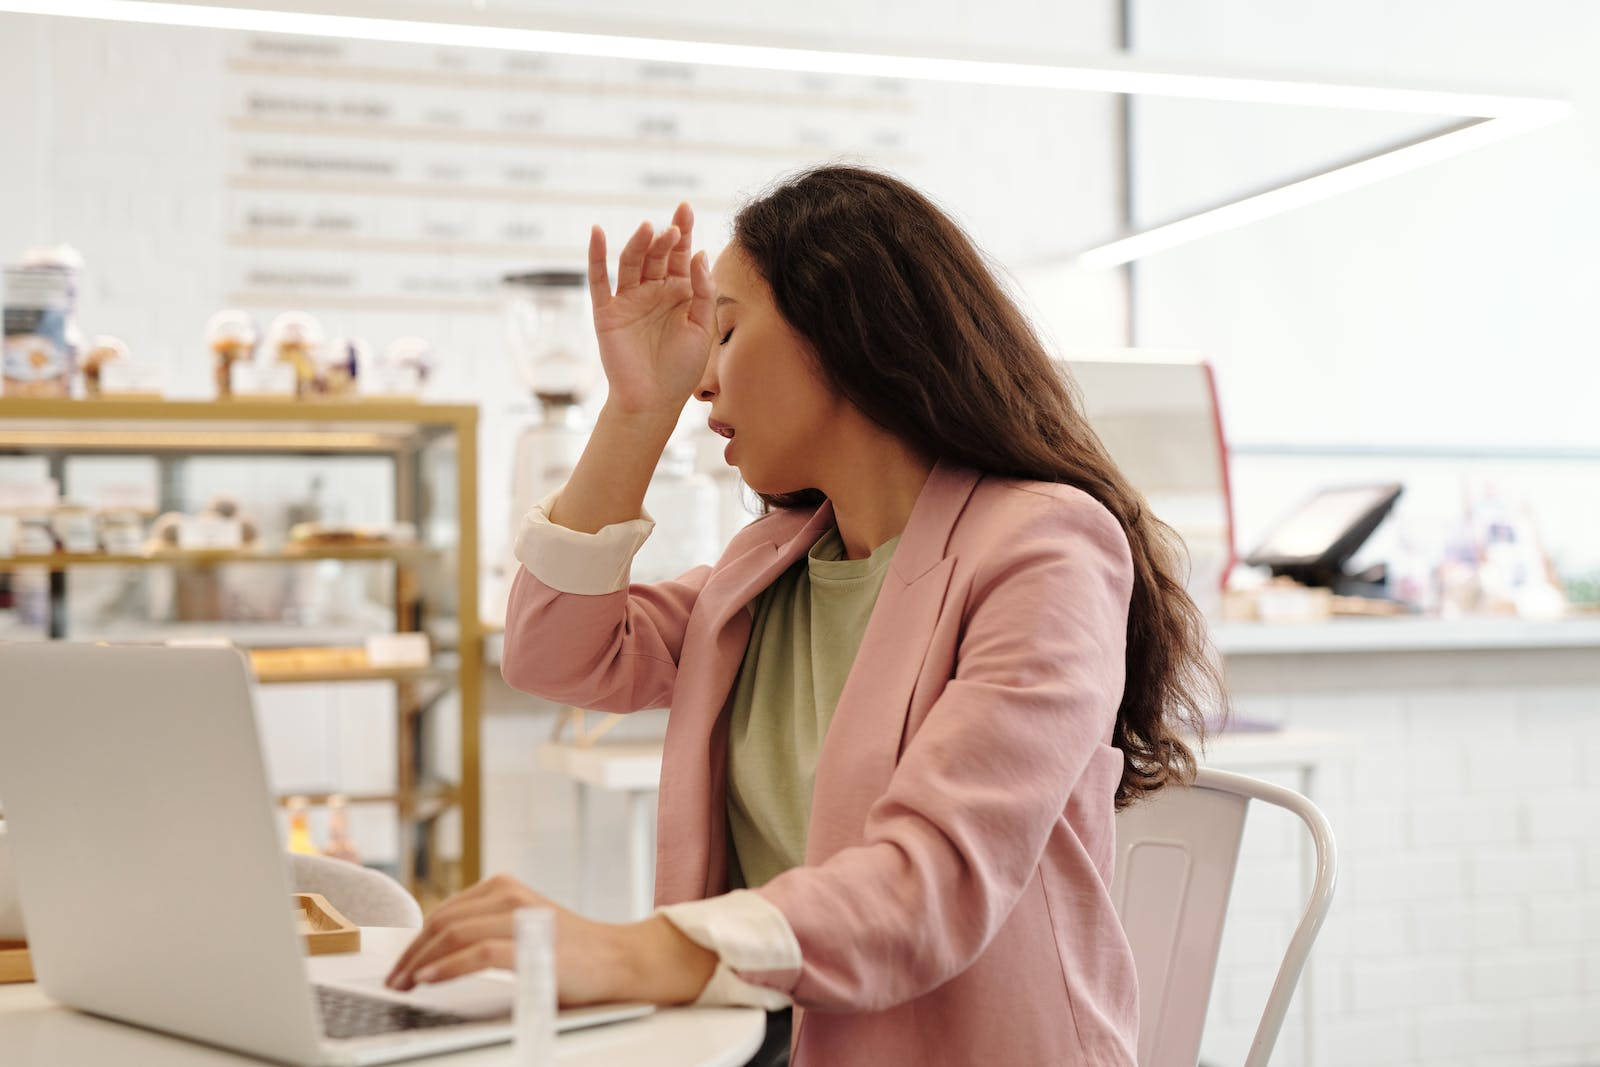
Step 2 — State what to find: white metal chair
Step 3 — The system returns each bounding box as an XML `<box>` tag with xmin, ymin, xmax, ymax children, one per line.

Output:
<box><xmin>1111</xmin><ymin>767</ymin><xmax>1337</xmax><ymax>1067</ymax></box>
<box><xmin>286</xmin><ymin>852</ymin><xmax>424</xmax><ymax>929</ymax></box>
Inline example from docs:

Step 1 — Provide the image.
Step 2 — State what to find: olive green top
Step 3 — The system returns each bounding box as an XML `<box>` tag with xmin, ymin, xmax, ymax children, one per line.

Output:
<box><xmin>724</xmin><ymin>524</ymin><xmax>902</xmax><ymax>890</ymax></box>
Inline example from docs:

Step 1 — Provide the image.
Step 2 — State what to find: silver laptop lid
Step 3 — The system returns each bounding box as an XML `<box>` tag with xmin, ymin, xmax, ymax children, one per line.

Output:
<box><xmin>0</xmin><ymin>642</ymin><xmax>323</xmax><ymax>1065</ymax></box>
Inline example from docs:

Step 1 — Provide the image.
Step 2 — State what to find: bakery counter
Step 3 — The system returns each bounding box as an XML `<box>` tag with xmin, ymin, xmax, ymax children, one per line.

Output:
<box><xmin>1195</xmin><ymin>613</ymin><xmax>1600</xmax><ymax>1067</ymax></box>
<box><xmin>1212</xmin><ymin>615</ymin><xmax>1600</xmax><ymax>656</ymax></box>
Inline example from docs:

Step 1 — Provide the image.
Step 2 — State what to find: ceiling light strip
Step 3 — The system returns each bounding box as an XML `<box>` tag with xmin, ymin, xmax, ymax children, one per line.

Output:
<box><xmin>0</xmin><ymin>0</ymin><xmax>1569</xmax><ymax>120</ymax></box>
<box><xmin>1076</xmin><ymin>115</ymin><xmax>1552</xmax><ymax>269</ymax></box>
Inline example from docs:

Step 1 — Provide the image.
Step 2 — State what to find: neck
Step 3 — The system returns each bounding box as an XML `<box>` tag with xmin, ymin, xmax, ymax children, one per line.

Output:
<box><xmin>817</xmin><ymin>429</ymin><xmax>934</xmax><ymax>561</ymax></box>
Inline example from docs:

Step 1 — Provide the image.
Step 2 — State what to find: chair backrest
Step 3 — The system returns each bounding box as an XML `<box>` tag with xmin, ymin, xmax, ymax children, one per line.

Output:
<box><xmin>1111</xmin><ymin>767</ymin><xmax>1337</xmax><ymax>1067</ymax></box>
<box><xmin>286</xmin><ymin>852</ymin><xmax>423</xmax><ymax>929</ymax></box>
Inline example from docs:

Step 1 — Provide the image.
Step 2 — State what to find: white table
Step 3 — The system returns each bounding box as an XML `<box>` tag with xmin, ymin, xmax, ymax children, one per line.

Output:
<box><xmin>0</xmin><ymin>927</ymin><xmax>765</xmax><ymax>1066</ymax></box>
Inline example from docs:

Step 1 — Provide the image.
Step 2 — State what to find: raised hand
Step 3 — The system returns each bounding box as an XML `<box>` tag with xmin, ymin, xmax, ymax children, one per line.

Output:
<box><xmin>587</xmin><ymin>202</ymin><xmax>716</xmax><ymax>418</ymax></box>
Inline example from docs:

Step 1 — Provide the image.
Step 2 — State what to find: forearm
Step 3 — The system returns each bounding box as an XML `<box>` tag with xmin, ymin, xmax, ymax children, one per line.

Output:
<box><xmin>547</xmin><ymin>401</ymin><xmax>680</xmax><ymax>534</ymax></box>
<box><xmin>608</xmin><ymin>915</ymin><xmax>719</xmax><ymax>1006</ymax></box>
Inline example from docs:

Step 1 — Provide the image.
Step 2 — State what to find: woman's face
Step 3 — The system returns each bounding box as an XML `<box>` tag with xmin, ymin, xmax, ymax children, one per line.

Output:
<box><xmin>697</xmin><ymin>244</ymin><xmax>845</xmax><ymax>495</ymax></box>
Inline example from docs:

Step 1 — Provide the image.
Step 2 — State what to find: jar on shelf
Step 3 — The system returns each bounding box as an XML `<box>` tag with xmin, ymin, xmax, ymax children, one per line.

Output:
<box><xmin>15</xmin><ymin>510</ymin><xmax>56</xmax><ymax>555</ymax></box>
<box><xmin>2</xmin><ymin>246</ymin><xmax>83</xmax><ymax>399</ymax></box>
<box><xmin>98</xmin><ymin>508</ymin><xmax>146</xmax><ymax>555</ymax></box>
<box><xmin>51</xmin><ymin>504</ymin><xmax>98</xmax><ymax>554</ymax></box>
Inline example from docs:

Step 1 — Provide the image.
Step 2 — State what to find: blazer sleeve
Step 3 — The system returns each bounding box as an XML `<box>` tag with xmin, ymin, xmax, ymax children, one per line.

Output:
<box><xmin>734</xmin><ymin>488</ymin><xmax>1135</xmax><ymax>1012</ymax></box>
<box><xmin>500</xmin><ymin>484</ymin><xmax>715</xmax><ymax>712</ymax></box>
<box><xmin>654</xmin><ymin>890</ymin><xmax>801</xmax><ymax>1010</ymax></box>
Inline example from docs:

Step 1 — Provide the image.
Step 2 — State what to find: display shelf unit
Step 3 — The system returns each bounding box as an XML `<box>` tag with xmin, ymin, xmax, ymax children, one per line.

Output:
<box><xmin>0</xmin><ymin>544</ymin><xmax>439</xmax><ymax>568</ymax></box>
<box><xmin>0</xmin><ymin>397</ymin><xmax>481</xmax><ymax>905</ymax></box>
<box><xmin>252</xmin><ymin>658</ymin><xmax>458</xmax><ymax>686</ymax></box>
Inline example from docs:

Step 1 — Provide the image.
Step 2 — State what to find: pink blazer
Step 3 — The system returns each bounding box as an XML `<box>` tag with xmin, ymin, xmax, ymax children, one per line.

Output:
<box><xmin>503</xmin><ymin>457</ymin><xmax>1140</xmax><ymax>1065</ymax></box>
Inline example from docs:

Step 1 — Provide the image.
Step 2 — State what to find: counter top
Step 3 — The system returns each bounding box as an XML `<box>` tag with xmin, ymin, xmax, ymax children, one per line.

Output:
<box><xmin>483</xmin><ymin>616</ymin><xmax>1600</xmax><ymax>665</ymax></box>
<box><xmin>485</xmin><ymin>617</ymin><xmax>1600</xmax><ymax>664</ymax></box>
<box><xmin>1211</xmin><ymin>615</ymin><xmax>1600</xmax><ymax>655</ymax></box>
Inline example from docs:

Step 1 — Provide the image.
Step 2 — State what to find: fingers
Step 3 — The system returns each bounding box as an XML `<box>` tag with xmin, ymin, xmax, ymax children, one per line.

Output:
<box><xmin>639</xmin><ymin>224</ymin><xmax>680</xmax><ymax>282</ymax></box>
<box><xmin>614</xmin><ymin>220</ymin><xmax>654</xmax><ymax>290</ymax></box>
<box><xmin>592</xmin><ymin>205</ymin><xmax>696</xmax><ymax>308</ymax></box>
<box><xmin>392</xmin><ymin>914</ymin><xmax>517</xmax><ymax>988</ymax></box>
<box><xmin>412</xmin><ymin>938</ymin><xmax>515</xmax><ymax>986</ymax></box>
<box><xmin>387</xmin><ymin>910</ymin><xmax>516</xmax><ymax>990</ymax></box>
<box><xmin>666</xmin><ymin>202</ymin><xmax>695</xmax><ymax>279</ymax></box>
<box><xmin>386</xmin><ymin>874</ymin><xmax>525</xmax><ymax>985</ymax></box>
<box><xmin>386</xmin><ymin>897</ymin><xmax>502</xmax><ymax>984</ymax></box>
<box><xmin>686</xmin><ymin>249</ymin><xmax>715</xmax><ymax>334</ymax></box>
<box><xmin>587</xmin><ymin>225</ymin><xmax>610</xmax><ymax>312</ymax></box>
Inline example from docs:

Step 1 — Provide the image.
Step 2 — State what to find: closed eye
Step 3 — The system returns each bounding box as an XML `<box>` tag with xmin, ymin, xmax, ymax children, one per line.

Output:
<box><xmin>719</xmin><ymin>328</ymin><xmax>733</xmax><ymax>346</ymax></box>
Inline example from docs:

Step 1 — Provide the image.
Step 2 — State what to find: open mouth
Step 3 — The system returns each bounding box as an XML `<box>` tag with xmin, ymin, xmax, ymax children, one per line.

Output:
<box><xmin>708</xmin><ymin>417</ymin><xmax>736</xmax><ymax>439</ymax></box>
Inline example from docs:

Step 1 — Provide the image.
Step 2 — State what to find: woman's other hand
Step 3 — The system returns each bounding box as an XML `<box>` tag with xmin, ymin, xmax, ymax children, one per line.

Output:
<box><xmin>382</xmin><ymin>872</ymin><xmax>719</xmax><ymax>1007</ymax></box>
<box><xmin>383</xmin><ymin>873</ymin><xmax>625</xmax><ymax>1006</ymax></box>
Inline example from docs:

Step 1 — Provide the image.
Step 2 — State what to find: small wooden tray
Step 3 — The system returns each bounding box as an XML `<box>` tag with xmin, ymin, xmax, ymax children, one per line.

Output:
<box><xmin>0</xmin><ymin>940</ymin><xmax>32</xmax><ymax>984</ymax></box>
<box><xmin>295</xmin><ymin>893</ymin><xmax>361</xmax><ymax>956</ymax></box>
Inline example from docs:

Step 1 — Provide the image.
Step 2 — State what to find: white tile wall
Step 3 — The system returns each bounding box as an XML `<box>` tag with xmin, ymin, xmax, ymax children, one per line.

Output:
<box><xmin>1201</xmin><ymin>646</ymin><xmax>1600</xmax><ymax>1067</ymax></box>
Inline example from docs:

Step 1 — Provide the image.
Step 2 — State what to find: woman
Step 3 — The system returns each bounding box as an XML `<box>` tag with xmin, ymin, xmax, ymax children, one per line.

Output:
<box><xmin>386</xmin><ymin>165</ymin><xmax>1222</xmax><ymax>1065</ymax></box>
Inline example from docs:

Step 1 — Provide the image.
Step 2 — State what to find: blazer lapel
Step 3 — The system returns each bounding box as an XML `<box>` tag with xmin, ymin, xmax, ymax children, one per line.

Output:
<box><xmin>804</xmin><ymin>458</ymin><xmax>982</xmax><ymax>864</ymax></box>
<box><xmin>656</xmin><ymin>499</ymin><xmax>835</xmax><ymax>903</ymax></box>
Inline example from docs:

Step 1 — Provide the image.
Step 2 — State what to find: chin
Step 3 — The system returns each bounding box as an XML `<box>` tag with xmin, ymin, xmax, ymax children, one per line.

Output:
<box><xmin>743</xmin><ymin>474</ymin><xmax>806</xmax><ymax>499</ymax></box>
<box><xmin>737</xmin><ymin>451</ymin><xmax>814</xmax><ymax>498</ymax></box>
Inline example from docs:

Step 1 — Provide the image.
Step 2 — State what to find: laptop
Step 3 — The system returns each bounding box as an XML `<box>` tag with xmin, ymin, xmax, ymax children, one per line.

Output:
<box><xmin>0</xmin><ymin>642</ymin><xmax>654</xmax><ymax>1065</ymax></box>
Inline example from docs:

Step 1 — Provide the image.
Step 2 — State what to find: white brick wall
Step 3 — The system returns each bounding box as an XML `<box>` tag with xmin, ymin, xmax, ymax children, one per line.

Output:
<box><xmin>1212</xmin><ymin>645</ymin><xmax>1600</xmax><ymax>1067</ymax></box>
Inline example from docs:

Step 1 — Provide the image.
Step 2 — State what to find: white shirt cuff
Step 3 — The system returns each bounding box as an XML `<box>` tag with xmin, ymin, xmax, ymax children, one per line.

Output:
<box><xmin>512</xmin><ymin>484</ymin><xmax>655</xmax><ymax>595</ymax></box>
<box><xmin>654</xmin><ymin>890</ymin><xmax>801</xmax><ymax>1010</ymax></box>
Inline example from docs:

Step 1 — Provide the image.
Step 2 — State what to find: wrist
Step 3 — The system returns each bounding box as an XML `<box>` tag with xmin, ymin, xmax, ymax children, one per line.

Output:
<box><xmin>613</xmin><ymin>915</ymin><xmax>718</xmax><ymax>1006</ymax></box>
<box><xmin>599</xmin><ymin>398</ymin><xmax>683</xmax><ymax>438</ymax></box>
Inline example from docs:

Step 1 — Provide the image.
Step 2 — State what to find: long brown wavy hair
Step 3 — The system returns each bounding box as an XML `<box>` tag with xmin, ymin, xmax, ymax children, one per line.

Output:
<box><xmin>731</xmin><ymin>163</ymin><xmax>1225</xmax><ymax>809</ymax></box>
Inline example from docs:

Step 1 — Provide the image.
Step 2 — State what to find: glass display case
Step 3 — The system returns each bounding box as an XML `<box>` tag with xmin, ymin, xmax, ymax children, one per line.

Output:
<box><xmin>0</xmin><ymin>397</ymin><xmax>481</xmax><ymax>907</ymax></box>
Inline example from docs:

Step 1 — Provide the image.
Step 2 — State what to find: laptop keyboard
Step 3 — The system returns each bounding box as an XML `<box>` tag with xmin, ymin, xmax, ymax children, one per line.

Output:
<box><xmin>314</xmin><ymin>984</ymin><xmax>475</xmax><ymax>1040</ymax></box>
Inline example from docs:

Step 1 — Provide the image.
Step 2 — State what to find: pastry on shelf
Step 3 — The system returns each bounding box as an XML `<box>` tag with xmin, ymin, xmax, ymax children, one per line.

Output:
<box><xmin>142</xmin><ymin>496</ymin><xmax>258</xmax><ymax>554</ymax></box>
<box><xmin>287</xmin><ymin>522</ymin><xmax>411</xmax><ymax>547</ymax></box>
<box><xmin>205</xmin><ymin>310</ymin><xmax>259</xmax><ymax>399</ymax></box>
<box><xmin>80</xmin><ymin>335</ymin><xmax>130</xmax><ymax>397</ymax></box>
<box><xmin>265</xmin><ymin>312</ymin><xmax>324</xmax><ymax>399</ymax></box>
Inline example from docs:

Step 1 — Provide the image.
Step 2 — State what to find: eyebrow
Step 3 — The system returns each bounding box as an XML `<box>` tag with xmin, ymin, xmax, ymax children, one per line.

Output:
<box><xmin>715</xmin><ymin>296</ymin><xmax>738</xmax><ymax>306</ymax></box>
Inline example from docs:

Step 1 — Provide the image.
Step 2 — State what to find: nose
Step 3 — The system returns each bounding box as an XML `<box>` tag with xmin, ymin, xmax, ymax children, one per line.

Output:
<box><xmin>693</xmin><ymin>343</ymin><xmax>719</xmax><ymax>403</ymax></box>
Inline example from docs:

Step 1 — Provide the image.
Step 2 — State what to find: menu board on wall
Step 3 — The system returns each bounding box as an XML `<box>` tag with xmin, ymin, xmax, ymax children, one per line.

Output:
<box><xmin>221</xmin><ymin>34</ymin><xmax>920</xmax><ymax>317</ymax></box>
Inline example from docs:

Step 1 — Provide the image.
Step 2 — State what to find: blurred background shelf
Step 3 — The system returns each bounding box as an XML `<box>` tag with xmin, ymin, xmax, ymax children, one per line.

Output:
<box><xmin>0</xmin><ymin>398</ymin><xmax>480</xmax><ymax>908</ymax></box>
<box><xmin>253</xmin><ymin>657</ymin><xmax>459</xmax><ymax>686</ymax></box>
<box><xmin>0</xmin><ymin>397</ymin><xmax>471</xmax><ymax>453</ymax></box>
<box><xmin>0</xmin><ymin>543</ymin><xmax>439</xmax><ymax>570</ymax></box>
